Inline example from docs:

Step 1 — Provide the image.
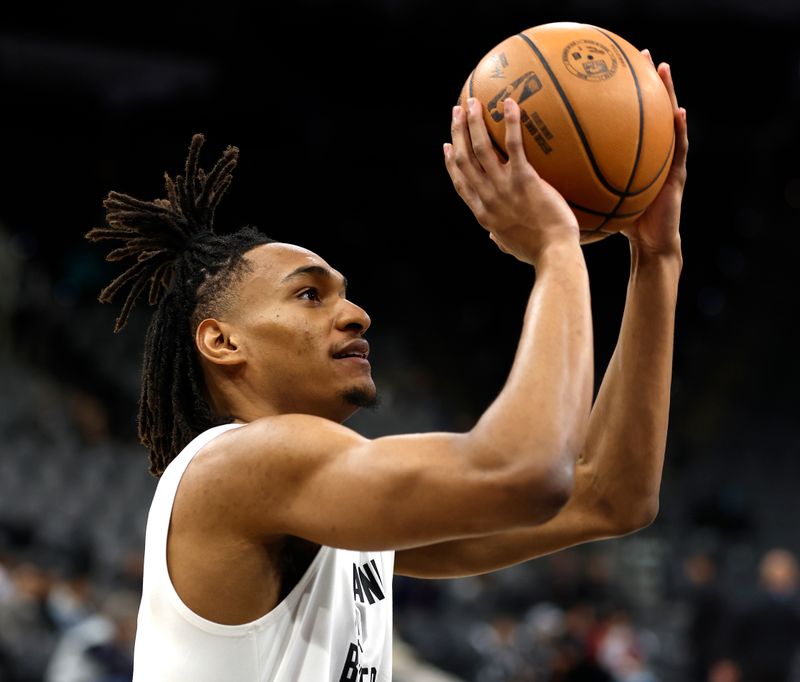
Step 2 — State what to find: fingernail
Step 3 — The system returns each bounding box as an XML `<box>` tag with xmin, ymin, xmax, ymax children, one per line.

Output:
<box><xmin>443</xmin><ymin>142</ymin><xmax>451</xmax><ymax>156</ymax></box>
<box><xmin>504</xmin><ymin>98</ymin><xmax>512</xmax><ymax>114</ymax></box>
<box><xmin>681</xmin><ymin>108</ymin><xmax>687</xmax><ymax>120</ymax></box>
<box><xmin>452</xmin><ymin>105</ymin><xmax>460</xmax><ymax>121</ymax></box>
<box><xmin>467</xmin><ymin>97</ymin><xmax>476</xmax><ymax>112</ymax></box>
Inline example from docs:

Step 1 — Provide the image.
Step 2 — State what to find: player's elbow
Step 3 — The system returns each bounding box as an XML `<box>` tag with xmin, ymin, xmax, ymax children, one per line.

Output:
<box><xmin>610</xmin><ymin>496</ymin><xmax>660</xmax><ymax>536</ymax></box>
<box><xmin>631</xmin><ymin>497</ymin><xmax>660</xmax><ymax>532</ymax></box>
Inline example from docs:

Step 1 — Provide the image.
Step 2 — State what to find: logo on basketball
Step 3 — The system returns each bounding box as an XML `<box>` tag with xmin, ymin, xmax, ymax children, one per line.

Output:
<box><xmin>487</xmin><ymin>71</ymin><xmax>543</xmax><ymax>122</ymax></box>
<box><xmin>562</xmin><ymin>40</ymin><xmax>617</xmax><ymax>81</ymax></box>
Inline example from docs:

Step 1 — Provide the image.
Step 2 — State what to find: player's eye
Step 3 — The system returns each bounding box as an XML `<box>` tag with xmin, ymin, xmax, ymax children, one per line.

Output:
<box><xmin>299</xmin><ymin>288</ymin><xmax>321</xmax><ymax>302</ymax></box>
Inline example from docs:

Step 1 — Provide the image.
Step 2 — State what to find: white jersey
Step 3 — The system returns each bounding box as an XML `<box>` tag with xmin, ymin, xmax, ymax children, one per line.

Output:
<box><xmin>132</xmin><ymin>422</ymin><xmax>395</xmax><ymax>681</ymax></box>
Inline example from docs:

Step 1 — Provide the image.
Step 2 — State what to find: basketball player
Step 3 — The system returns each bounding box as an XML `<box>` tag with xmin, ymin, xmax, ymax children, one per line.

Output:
<box><xmin>86</xmin><ymin>57</ymin><xmax>686</xmax><ymax>682</ymax></box>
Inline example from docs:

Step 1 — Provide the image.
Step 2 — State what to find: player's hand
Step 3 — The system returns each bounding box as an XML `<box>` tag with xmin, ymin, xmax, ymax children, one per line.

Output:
<box><xmin>622</xmin><ymin>54</ymin><xmax>688</xmax><ymax>256</ymax></box>
<box><xmin>444</xmin><ymin>97</ymin><xmax>580</xmax><ymax>266</ymax></box>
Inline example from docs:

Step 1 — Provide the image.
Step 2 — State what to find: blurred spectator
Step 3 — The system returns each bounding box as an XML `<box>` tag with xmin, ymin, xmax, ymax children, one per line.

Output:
<box><xmin>0</xmin><ymin>553</ymin><xmax>14</xmax><ymax>680</ymax></box>
<box><xmin>595</xmin><ymin>608</ymin><xmax>658</xmax><ymax>682</ymax></box>
<box><xmin>712</xmin><ymin>547</ymin><xmax>800</xmax><ymax>682</ymax></box>
<box><xmin>708</xmin><ymin>659</ymin><xmax>740</xmax><ymax>682</ymax></box>
<box><xmin>46</xmin><ymin>568</ymin><xmax>95</xmax><ymax>632</ymax></box>
<box><xmin>0</xmin><ymin>553</ymin><xmax>13</xmax><ymax>602</ymax></box>
<box><xmin>682</xmin><ymin>551</ymin><xmax>730</xmax><ymax>681</ymax></box>
<box><xmin>468</xmin><ymin>612</ymin><xmax>534</xmax><ymax>681</ymax></box>
<box><xmin>550</xmin><ymin>603</ymin><xmax>612</xmax><ymax>682</ymax></box>
<box><xmin>0</xmin><ymin>559</ymin><xmax>58</xmax><ymax>681</ymax></box>
<box><xmin>44</xmin><ymin>589</ymin><xmax>139</xmax><ymax>682</ymax></box>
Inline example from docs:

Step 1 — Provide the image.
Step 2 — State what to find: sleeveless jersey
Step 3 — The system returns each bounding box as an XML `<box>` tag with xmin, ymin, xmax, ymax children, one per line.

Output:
<box><xmin>132</xmin><ymin>422</ymin><xmax>395</xmax><ymax>681</ymax></box>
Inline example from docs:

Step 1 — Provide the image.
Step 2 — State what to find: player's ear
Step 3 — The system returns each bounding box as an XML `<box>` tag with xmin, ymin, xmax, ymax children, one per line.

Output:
<box><xmin>195</xmin><ymin>318</ymin><xmax>244</xmax><ymax>366</ymax></box>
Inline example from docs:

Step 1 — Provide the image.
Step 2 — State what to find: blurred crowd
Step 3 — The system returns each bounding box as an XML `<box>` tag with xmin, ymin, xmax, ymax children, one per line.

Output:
<box><xmin>0</xmin><ymin>555</ymin><xmax>139</xmax><ymax>682</ymax></box>
<box><xmin>392</xmin><ymin>540</ymin><xmax>800</xmax><ymax>682</ymax></box>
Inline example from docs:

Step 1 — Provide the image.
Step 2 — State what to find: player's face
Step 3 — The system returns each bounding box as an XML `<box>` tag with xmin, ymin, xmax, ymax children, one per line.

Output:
<box><xmin>230</xmin><ymin>242</ymin><xmax>375</xmax><ymax>422</ymax></box>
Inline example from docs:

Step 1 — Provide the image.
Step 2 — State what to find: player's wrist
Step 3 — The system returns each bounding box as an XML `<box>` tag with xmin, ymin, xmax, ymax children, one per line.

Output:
<box><xmin>629</xmin><ymin>238</ymin><xmax>683</xmax><ymax>282</ymax></box>
<box><xmin>629</xmin><ymin>235</ymin><xmax>683</xmax><ymax>267</ymax></box>
<box><xmin>534</xmin><ymin>236</ymin><xmax>586</xmax><ymax>271</ymax></box>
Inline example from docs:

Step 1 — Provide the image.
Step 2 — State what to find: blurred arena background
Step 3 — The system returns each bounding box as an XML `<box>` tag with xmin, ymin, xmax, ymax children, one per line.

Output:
<box><xmin>1</xmin><ymin>0</ymin><xmax>799</xmax><ymax>680</ymax></box>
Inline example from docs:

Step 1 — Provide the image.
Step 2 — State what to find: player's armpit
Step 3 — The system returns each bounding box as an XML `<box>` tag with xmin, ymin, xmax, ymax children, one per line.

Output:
<box><xmin>175</xmin><ymin>413</ymin><xmax>574</xmax><ymax>553</ymax></box>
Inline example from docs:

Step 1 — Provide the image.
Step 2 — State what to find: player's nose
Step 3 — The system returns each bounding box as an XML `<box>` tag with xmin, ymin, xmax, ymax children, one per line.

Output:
<box><xmin>336</xmin><ymin>299</ymin><xmax>371</xmax><ymax>335</ymax></box>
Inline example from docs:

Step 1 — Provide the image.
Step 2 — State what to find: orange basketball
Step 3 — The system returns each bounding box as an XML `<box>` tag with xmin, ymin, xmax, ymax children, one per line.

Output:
<box><xmin>458</xmin><ymin>22</ymin><xmax>675</xmax><ymax>243</ymax></box>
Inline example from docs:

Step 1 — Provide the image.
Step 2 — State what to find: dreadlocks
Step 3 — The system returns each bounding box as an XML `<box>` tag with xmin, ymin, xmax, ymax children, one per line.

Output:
<box><xmin>86</xmin><ymin>134</ymin><xmax>273</xmax><ymax>476</ymax></box>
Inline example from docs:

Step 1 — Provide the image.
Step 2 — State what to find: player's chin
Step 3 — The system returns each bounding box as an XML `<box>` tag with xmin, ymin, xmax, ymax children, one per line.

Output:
<box><xmin>340</xmin><ymin>380</ymin><xmax>379</xmax><ymax>410</ymax></box>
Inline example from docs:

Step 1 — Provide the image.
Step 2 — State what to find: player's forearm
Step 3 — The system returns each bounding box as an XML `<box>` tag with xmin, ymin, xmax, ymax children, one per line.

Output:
<box><xmin>470</xmin><ymin>240</ymin><xmax>593</xmax><ymax>488</ymax></box>
<box><xmin>396</xmin><ymin>245</ymin><xmax>679</xmax><ymax>578</ymax></box>
<box><xmin>580</xmin><ymin>242</ymin><xmax>682</xmax><ymax>531</ymax></box>
<box><xmin>395</xmin><ymin>496</ymin><xmax>611</xmax><ymax>578</ymax></box>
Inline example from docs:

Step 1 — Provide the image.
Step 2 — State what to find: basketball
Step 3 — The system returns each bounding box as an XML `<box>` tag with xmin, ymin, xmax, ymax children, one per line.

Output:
<box><xmin>458</xmin><ymin>22</ymin><xmax>675</xmax><ymax>243</ymax></box>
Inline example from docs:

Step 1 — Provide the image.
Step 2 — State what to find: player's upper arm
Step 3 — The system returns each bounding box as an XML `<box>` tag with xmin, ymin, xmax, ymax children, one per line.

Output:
<box><xmin>181</xmin><ymin>414</ymin><xmax>572</xmax><ymax>552</ymax></box>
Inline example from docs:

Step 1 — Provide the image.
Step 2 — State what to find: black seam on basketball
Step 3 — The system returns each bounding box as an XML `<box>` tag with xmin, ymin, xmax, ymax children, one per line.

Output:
<box><xmin>626</xmin><ymin>128</ymin><xmax>675</xmax><ymax>196</ymax></box>
<box><xmin>588</xmin><ymin>88</ymin><xmax>675</xmax><ymax>227</ymax></box>
<box><xmin>585</xmin><ymin>28</ymin><xmax>644</xmax><ymax>232</ymax></box>
<box><xmin>593</xmin><ymin>29</ymin><xmax>676</xmax><ymax>201</ymax></box>
<box><xmin>468</xmin><ymin>69</ymin><xmax>475</xmax><ymax>99</ymax></box>
<box><xmin>568</xmin><ymin>200</ymin><xmax>644</xmax><ymax>219</ymax></box>
<box><xmin>594</xmin><ymin>27</ymin><xmax>644</xmax><ymax>199</ymax></box>
<box><xmin>516</xmin><ymin>32</ymin><xmax>627</xmax><ymax>198</ymax></box>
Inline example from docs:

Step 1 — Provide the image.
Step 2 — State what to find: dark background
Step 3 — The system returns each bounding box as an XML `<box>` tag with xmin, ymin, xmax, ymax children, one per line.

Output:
<box><xmin>2</xmin><ymin>0</ymin><xmax>799</xmax><ymax>438</ymax></box>
<box><xmin>1</xmin><ymin>1</ymin><xmax>799</xmax><ymax>680</ymax></box>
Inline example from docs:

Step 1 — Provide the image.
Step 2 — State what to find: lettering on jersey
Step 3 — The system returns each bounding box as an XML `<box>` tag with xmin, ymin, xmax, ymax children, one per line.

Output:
<box><xmin>352</xmin><ymin>559</ymin><xmax>385</xmax><ymax>605</ymax></box>
<box><xmin>341</xmin><ymin>559</ymin><xmax>386</xmax><ymax>679</ymax></box>
<box><xmin>338</xmin><ymin>642</ymin><xmax>378</xmax><ymax>681</ymax></box>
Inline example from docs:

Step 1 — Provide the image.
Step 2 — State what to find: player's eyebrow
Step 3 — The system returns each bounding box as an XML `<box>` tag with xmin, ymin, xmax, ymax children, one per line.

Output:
<box><xmin>281</xmin><ymin>265</ymin><xmax>348</xmax><ymax>291</ymax></box>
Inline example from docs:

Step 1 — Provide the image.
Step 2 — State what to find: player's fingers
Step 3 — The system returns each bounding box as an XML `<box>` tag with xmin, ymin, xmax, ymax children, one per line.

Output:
<box><xmin>641</xmin><ymin>48</ymin><xmax>655</xmax><ymax>68</ymax></box>
<box><xmin>672</xmin><ymin>108</ymin><xmax>688</xmax><ymax>182</ymax></box>
<box><xmin>465</xmin><ymin>98</ymin><xmax>502</xmax><ymax>177</ymax></box>
<box><xmin>450</xmin><ymin>105</ymin><xmax>485</xmax><ymax>185</ymax></box>
<box><xmin>503</xmin><ymin>98</ymin><xmax>534</xmax><ymax>174</ymax></box>
<box><xmin>657</xmin><ymin>62</ymin><xmax>679</xmax><ymax>112</ymax></box>
<box><xmin>444</xmin><ymin>142</ymin><xmax>487</xmax><ymax>215</ymax></box>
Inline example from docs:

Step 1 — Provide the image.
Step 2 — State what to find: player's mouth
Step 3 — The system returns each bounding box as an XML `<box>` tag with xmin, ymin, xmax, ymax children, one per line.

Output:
<box><xmin>331</xmin><ymin>339</ymin><xmax>370</xmax><ymax>365</ymax></box>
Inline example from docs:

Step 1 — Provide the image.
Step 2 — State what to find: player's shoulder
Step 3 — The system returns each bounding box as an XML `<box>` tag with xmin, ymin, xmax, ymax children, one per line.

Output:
<box><xmin>194</xmin><ymin>414</ymin><xmax>363</xmax><ymax>472</ymax></box>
